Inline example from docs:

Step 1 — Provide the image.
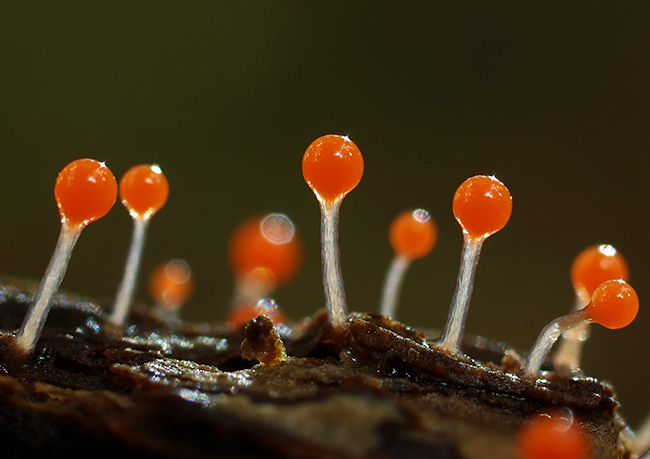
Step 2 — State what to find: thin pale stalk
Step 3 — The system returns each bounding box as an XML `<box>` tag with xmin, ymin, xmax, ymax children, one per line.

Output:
<box><xmin>379</xmin><ymin>255</ymin><xmax>410</xmax><ymax>319</ymax></box>
<box><xmin>14</xmin><ymin>222</ymin><xmax>83</xmax><ymax>355</ymax></box>
<box><xmin>522</xmin><ymin>308</ymin><xmax>590</xmax><ymax>378</ymax></box>
<box><xmin>437</xmin><ymin>236</ymin><xmax>483</xmax><ymax>354</ymax></box>
<box><xmin>552</xmin><ymin>295</ymin><xmax>591</xmax><ymax>373</ymax></box>
<box><xmin>111</xmin><ymin>217</ymin><xmax>149</xmax><ymax>326</ymax></box>
<box><xmin>320</xmin><ymin>199</ymin><xmax>348</xmax><ymax>331</ymax></box>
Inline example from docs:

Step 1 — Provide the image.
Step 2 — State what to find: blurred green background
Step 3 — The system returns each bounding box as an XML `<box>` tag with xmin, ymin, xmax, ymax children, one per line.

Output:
<box><xmin>1</xmin><ymin>2</ymin><xmax>649</xmax><ymax>425</ymax></box>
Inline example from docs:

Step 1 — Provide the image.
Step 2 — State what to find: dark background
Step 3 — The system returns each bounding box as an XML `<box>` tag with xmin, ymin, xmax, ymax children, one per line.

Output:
<box><xmin>1</xmin><ymin>2</ymin><xmax>649</xmax><ymax>426</ymax></box>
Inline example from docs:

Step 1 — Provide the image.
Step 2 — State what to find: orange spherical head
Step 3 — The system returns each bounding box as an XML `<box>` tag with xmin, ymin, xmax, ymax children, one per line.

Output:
<box><xmin>518</xmin><ymin>411</ymin><xmax>590</xmax><ymax>459</ymax></box>
<box><xmin>302</xmin><ymin>134</ymin><xmax>364</xmax><ymax>203</ymax></box>
<box><xmin>228</xmin><ymin>214</ymin><xmax>303</xmax><ymax>287</ymax></box>
<box><xmin>452</xmin><ymin>175</ymin><xmax>512</xmax><ymax>239</ymax></box>
<box><xmin>571</xmin><ymin>244</ymin><xmax>629</xmax><ymax>296</ymax></box>
<box><xmin>54</xmin><ymin>159</ymin><xmax>118</xmax><ymax>227</ymax></box>
<box><xmin>149</xmin><ymin>260</ymin><xmax>194</xmax><ymax>310</ymax></box>
<box><xmin>120</xmin><ymin>164</ymin><xmax>169</xmax><ymax>218</ymax></box>
<box><xmin>587</xmin><ymin>279</ymin><xmax>638</xmax><ymax>329</ymax></box>
<box><xmin>389</xmin><ymin>209</ymin><xmax>438</xmax><ymax>260</ymax></box>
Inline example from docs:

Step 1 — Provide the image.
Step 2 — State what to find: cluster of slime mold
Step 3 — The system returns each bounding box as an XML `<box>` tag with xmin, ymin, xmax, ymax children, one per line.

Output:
<box><xmin>2</xmin><ymin>135</ymin><xmax>649</xmax><ymax>459</ymax></box>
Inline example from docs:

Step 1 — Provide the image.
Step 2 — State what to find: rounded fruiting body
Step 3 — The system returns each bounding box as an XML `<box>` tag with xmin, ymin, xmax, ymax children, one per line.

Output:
<box><xmin>120</xmin><ymin>164</ymin><xmax>169</xmax><ymax>219</ymax></box>
<box><xmin>302</xmin><ymin>134</ymin><xmax>364</xmax><ymax>203</ymax></box>
<box><xmin>571</xmin><ymin>244</ymin><xmax>629</xmax><ymax>297</ymax></box>
<box><xmin>518</xmin><ymin>412</ymin><xmax>590</xmax><ymax>459</ymax></box>
<box><xmin>228</xmin><ymin>214</ymin><xmax>303</xmax><ymax>288</ymax></box>
<box><xmin>302</xmin><ymin>134</ymin><xmax>364</xmax><ymax>332</ymax></box>
<box><xmin>452</xmin><ymin>175</ymin><xmax>512</xmax><ymax>240</ymax></box>
<box><xmin>389</xmin><ymin>209</ymin><xmax>438</xmax><ymax>260</ymax></box>
<box><xmin>110</xmin><ymin>164</ymin><xmax>170</xmax><ymax>326</ymax></box>
<box><xmin>523</xmin><ymin>279</ymin><xmax>638</xmax><ymax>377</ymax></box>
<box><xmin>14</xmin><ymin>159</ymin><xmax>117</xmax><ymax>355</ymax></box>
<box><xmin>149</xmin><ymin>259</ymin><xmax>194</xmax><ymax>311</ymax></box>
<box><xmin>380</xmin><ymin>209</ymin><xmax>438</xmax><ymax>319</ymax></box>
<box><xmin>553</xmin><ymin>244</ymin><xmax>630</xmax><ymax>373</ymax></box>
<box><xmin>55</xmin><ymin>159</ymin><xmax>118</xmax><ymax>227</ymax></box>
<box><xmin>437</xmin><ymin>175</ymin><xmax>512</xmax><ymax>355</ymax></box>
<box><xmin>587</xmin><ymin>279</ymin><xmax>638</xmax><ymax>329</ymax></box>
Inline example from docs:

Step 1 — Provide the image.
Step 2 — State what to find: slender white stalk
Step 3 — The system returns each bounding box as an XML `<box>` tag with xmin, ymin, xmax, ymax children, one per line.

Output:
<box><xmin>522</xmin><ymin>308</ymin><xmax>590</xmax><ymax>378</ymax></box>
<box><xmin>320</xmin><ymin>199</ymin><xmax>348</xmax><ymax>331</ymax></box>
<box><xmin>111</xmin><ymin>217</ymin><xmax>150</xmax><ymax>326</ymax></box>
<box><xmin>14</xmin><ymin>223</ymin><xmax>83</xmax><ymax>355</ymax></box>
<box><xmin>552</xmin><ymin>295</ymin><xmax>591</xmax><ymax>373</ymax></box>
<box><xmin>379</xmin><ymin>255</ymin><xmax>410</xmax><ymax>319</ymax></box>
<box><xmin>437</xmin><ymin>236</ymin><xmax>483</xmax><ymax>354</ymax></box>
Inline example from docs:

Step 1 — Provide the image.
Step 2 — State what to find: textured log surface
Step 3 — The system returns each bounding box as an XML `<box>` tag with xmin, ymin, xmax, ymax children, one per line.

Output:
<box><xmin>0</xmin><ymin>280</ymin><xmax>630</xmax><ymax>458</ymax></box>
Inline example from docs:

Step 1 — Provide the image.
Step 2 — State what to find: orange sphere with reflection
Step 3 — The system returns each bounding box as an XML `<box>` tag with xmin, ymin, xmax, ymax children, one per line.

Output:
<box><xmin>389</xmin><ymin>209</ymin><xmax>438</xmax><ymax>260</ymax></box>
<box><xmin>149</xmin><ymin>260</ymin><xmax>194</xmax><ymax>310</ymax></box>
<box><xmin>120</xmin><ymin>164</ymin><xmax>169</xmax><ymax>218</ymax></box>
<box><xmin>302</xmin><ymin>134</ymin><xmax>364</xmax><ymax>203</ymax></box>
<box><xmin>571</xmin><ymin>244</ymin><xmax>628</xmax><ymax>296</ymax></box>
<box><xmin>452</xmin><ymin>175</ymin><xmax>512</xmax><ymax>239</ymax></box>
<box><xmin>228</xmin><ymin>214</ymin><xmax>303</xmax><ymax>287</ymax></box>
<box><xmin>54</xmin><ymin>159</ymin><xmax>118</xmax><ymax>227</ymax></box>
<box><xmin>518</xmin><ymin>412</ymin><xmax>590</xmax><ymax>459</ymax></box>
<box><xmin>587</xmin><ymin>279</ymin><xmax>638</xmax><ymax>330</ymax></box>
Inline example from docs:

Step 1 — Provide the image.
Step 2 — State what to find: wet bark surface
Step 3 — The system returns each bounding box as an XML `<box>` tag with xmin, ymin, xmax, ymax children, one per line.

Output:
<box><xmin>0</xmin><ymin>279</ymin><xmax>629</xmax><ymax>458</ymax></box>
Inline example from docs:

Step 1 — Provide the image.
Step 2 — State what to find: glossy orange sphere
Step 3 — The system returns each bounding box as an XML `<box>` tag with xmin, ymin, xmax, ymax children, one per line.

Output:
<box><xmin>587</xmin><ymin>279</ymin><xmax>638</xmax><ymax>330</ymax></box>
<box><xmin>452</xmin><ymin>175</ymin><xmax>512</xmax><ymax>239</ymax></box>
<box><xmin>518</xmin><ymin>412</ymin><xmax>590</xmax><ymax>459</ymax></box>
<box><xmin>120</xmin><ymin>164</ymin><xmax>169</xmax><ymax>218</ymax></box>
<box><xmin>571</xmin><ymin>244</ymin><xmax>629</xmax><ymax>296</ymax></box>
<box><xmin>389</xmin><ymin>209</ymin><xmax>438</xmax><ymax>260</ymax></box>
<box><xmin>302</xmin><ymin>134</ymin><xmax>364</xmax><ymax>203</ymax></box>
<box><xmin>228</xmin><ymin>214</ymin><xmax>303</xmax><ymax>287</ymax></box>
<box><xmin>54</xmin><ymin>159</ymin><xmax>118</xmax><ymax>227</ymax></box>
